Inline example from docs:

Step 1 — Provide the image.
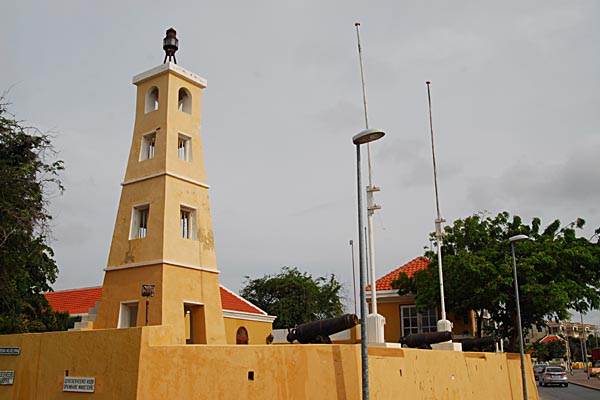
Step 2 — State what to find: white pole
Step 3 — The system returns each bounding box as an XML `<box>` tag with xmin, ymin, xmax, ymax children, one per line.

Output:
<box><xmin>426</xmin><ymin>81</ymin><xmax>451</xmax><ymax>333</ymax></box>
<box><xmin>355</xmin><ymin>22</ymin><xmax>383</xmax><ymax>343</ymax></box>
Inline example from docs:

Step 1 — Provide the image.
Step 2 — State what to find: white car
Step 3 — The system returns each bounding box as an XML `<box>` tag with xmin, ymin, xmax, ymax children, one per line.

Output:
<box><xmin>539</xmin><ymin>366</ymin><xmax>568</xmax><ymax>387</ymax></box>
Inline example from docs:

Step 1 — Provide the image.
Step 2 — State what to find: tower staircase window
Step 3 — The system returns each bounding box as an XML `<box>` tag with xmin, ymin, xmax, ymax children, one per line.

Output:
<box><xmin>145</xmin><ymin>87</ymin><xmax>159</xmax><ymax>113</ymax></box>
<box><xmin>140</xmin><ymin>132</ymin><xmax>156</xmax><ymax>161</ymax></box>
<box><xmin>180</xmin><ymin>207</ymin><xmax>196</xmax><ymax>239</ymax></box>
<box><xmin>131</xmin><ymin>205</ymin><xmax>149</xmax><ymax>239</ymax></box>
<box><xmin>178</xmin><ymin>88</ymin><xmax>192</xmax><ymax>114</ymax></box>
<box><xmin>178</xmin><ymin>134</ymin><xmax>192</xmax><ymax>161</ymax></box>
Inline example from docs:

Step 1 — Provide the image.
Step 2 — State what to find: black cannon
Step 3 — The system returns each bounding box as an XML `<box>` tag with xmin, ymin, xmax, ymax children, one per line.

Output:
<box><xmin>458</xmin><ymin>336</ymin><xmax>496</xmax><ymax>352</ymax></box>
<box><xmin>287</xmin><ymin>314</ymin><xmax>359</xmax><ymax>344</ymax></box>
<box><xmin>400</xmin><ymin>331</ymin><xmax>453</xmax><ymax>348</ymax></box>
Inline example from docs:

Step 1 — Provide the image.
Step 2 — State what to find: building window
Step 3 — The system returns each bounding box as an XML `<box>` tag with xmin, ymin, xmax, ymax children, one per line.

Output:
<box><xmin>178</xmin><ymin>88</ymin><xmax>192</xmax><ymax>114</ymax></box>
<box><xmin>131</xmin><ymin>205</ymin><xmax>149</xmax><ymax>239</ymax></box>
<box><xmin>145</xmin><ymin>87</ymin><xmax>159</xmax><ymax>113</ymax></box>
<box><xmin>178</xmin><ymin>134</ymin><xmax>192</xmax><ymax>161</ymax></box>
<box><xmin>118</xmin><ymin>301</ymin><xmax>139</xmax><ymax>328</ymax></box>
<box><xmin>140</xmin><ymin>132</ymin><xmax>156</xmax><ymax>161</ymax></box>
<box><xmin>180</xmin><ymin>206</ymin><xmax>196</xmax><ymax>239</ymax></box>
<box><xmin>236</xmin><ymin>327</ymin><xmax>249</xmax><ymax>344</ymax></box>
<box><xmin>400</xmin><ymin>305</ymin><xmax>437</xmax><ymax>337</ymax></box>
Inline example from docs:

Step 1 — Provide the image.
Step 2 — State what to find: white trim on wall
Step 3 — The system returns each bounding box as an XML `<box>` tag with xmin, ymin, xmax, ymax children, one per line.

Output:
<box><xmin>121</xmin><ymin>171</ymin><xmax>209</xmax><ymax>189</ymax></box>
<box><xmin>133</xmin><ymin>63</ymin><xmax>207</xmax><ymax>88</ymax></box>
<box><xmin>222</xmin><ymin>310</ymin><xmax>277</xmax><ymax>323</ymax></box>
<box><xmin>105</xmin><ymin>260</ymin><xmax>219</xmax><ymax>274</ymax></box>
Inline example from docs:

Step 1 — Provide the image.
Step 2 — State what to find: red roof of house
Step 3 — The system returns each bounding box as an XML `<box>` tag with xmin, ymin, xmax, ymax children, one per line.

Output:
<box><xmin>539</xmin><ymin>334</ymin><xmax>564</xmax><ymax>344</ymax></box>
<box><xmin>44</xmin><ymin>285</ymin><xmax>267</xmax><ymax>316</ymax></box>
<box><xmin>44</xmin><ymin>287</ymin><xmax>103</xmax><ymax>315</ymax></box>
<box><xmin>366</xmin><ymin>256</ymin><xmax>431</xmax><ymax>291</ymax></box>
<box><xmin>218</xmin><ymin>286</ymin><xmax>266</xmax><ymax>315</ymax></box>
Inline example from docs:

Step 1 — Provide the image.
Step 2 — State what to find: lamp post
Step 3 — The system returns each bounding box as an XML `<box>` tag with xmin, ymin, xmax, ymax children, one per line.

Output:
<box><xmin>354</xmin><ymin>22</ymin><xmax>385</xmax><ymax>343</ymax></box>
<box><xmin>509</xmin><ymin>234</ymin><xmax>529</xmax><ymax>400</ymax></box>
<box><xmin>580</xmin><ymin>310</ymin><xmax>590</xmax><ymax>379</ymax></box>
<box><xmin>350</xmin><ymin>239</ymin><xmax>357</xmax><ymax>315</ymax></box>
<box><xmin>354</xmin><ymin>128</ymin><xmax>385</xmax><ymax>400</ymax></box>
<box><xmin>141</xmin><ymin>284</ymin><xmax>156</xmax><ymax>326</ymax></box>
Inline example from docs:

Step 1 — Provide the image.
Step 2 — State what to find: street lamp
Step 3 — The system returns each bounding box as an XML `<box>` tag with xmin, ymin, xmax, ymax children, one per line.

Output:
<box><xmin>354</xmin><ymin>128</ymin><xmax>385</xmax><ymax>400</ymax></box>
<box><xmin>580</xmin><ymin>310</ymin><xmax>590</xmax><ymax>379</ymax></box>
<box><xmin>509</xmin><ymin>234</ymin><xmax>529</xmax><ymax>400</ymax></box>
<box><xmin>141</xmin><ymin>284</ymin><xmax>156</xmax><ymax>326</ymax></box>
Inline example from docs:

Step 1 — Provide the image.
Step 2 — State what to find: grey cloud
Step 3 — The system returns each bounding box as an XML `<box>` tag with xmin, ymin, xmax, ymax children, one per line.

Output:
<box><xmin>467</xmin><ymin>141</ymin><xmax>600</xmax><ymax>214</ymax></box>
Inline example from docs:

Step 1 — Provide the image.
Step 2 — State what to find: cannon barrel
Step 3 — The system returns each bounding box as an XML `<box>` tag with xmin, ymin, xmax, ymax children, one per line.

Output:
<box><xmin>287</xmin><ymin>314</ymin><xmax>359</xmax><ymax>344</ymax></box>
<box><xmin>458</xmin><ymin>336</ymin><xmax>496</xmax><ymax>351</ymax></box>
<box><xmin>400</xmin><ymin>331</ymin><xmax>452</xmax><ymax>348</ymax></box>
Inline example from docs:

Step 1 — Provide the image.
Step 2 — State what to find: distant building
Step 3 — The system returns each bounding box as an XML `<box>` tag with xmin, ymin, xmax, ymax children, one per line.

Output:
<box><xmin>527</xmin><ymin>320</ymin><xmax>598</xmax><ymax>345</ymax></box>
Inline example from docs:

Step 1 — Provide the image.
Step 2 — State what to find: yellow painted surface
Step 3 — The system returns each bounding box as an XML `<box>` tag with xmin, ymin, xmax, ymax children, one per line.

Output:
<box><xmin>0</xmin><ymin>328</ymin><xmax>142</xmax><ymax>399</ymax></box>
<box><xmin>0</xmin><ymin>325</ymin><xmax>539</xmax><ymax>399</ymax></box>
<box><xmin>378</xmin><ymin>302</ymin><xmax>402</xmax><ymax>343</ymax></box>
<box><xmin>447</xmin><ymin>311</ymin><xmax>477</xmax><ymax>336</ymax></box>
<box><xmin>106</xmin><ymin>178</ymin><xmax>167</xmax><ymax>268</ymax></box>
<box><xmin>223</xmin><ymin>317</ymin><xmax>273</xmax><ymax>345</ymax></box>
<box><xmin>94</xmin><ymin>265</ymin><xmax>163</xmax><ymax>329</ymax></box>
<box><xmin>162</xmin><ymin>265</ymin><xmax>226</xmax><ymax>344</ymax></box>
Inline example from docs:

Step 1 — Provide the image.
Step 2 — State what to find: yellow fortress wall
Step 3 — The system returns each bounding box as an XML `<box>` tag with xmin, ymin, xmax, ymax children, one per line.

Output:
<box><xmin>0</xmin><ymin>325</ymin><xmax>538</xmax><ymax>399</ymax></box>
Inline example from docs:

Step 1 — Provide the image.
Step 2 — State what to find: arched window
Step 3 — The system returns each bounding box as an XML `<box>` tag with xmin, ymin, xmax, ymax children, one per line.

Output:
<box><xmin>145</xmin><ymin>87</ymin><xmax>159</xmax><ymax>113</ymax></box>
<box><xmin>178</xmin><ymin>88</ymin><xmax>192</xmax><ymax>114</ymax></box>
<box><xmin>236</xmin><ymin>327</ymin><xmax>249</xmax><ymax>344</ymax></box>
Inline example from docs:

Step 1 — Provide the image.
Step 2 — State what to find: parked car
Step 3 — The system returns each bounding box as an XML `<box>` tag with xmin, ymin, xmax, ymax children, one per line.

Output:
<box><xmin>539</xmin><ymin>366</ymin><xmax>568</xmax><ymax>387</ymax></box>
<box><xmin>533</xmin><ymin>364</ymin><xmax>546</xmax><ymax>381</ymax></box>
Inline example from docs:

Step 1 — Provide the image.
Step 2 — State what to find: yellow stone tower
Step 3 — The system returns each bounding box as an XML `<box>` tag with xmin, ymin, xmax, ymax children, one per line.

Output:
<box><xmin>93</xmin><ymin>60</ymin><xmax>226</xmax><ymax>344</ymax></box>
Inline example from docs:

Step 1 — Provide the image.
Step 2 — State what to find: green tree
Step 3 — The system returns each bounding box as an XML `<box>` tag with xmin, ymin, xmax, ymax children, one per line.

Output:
<box><xmin>0</xmin><ymin>98</ymin><xmax>68</xmax><ymax>334</ymax></box>
<box><xmin>240</xmin><ymin>267</ymin><xmax>344</xmax><ymax>329</ymax></box>
<box><xmin>529</xmin><ymin>339</ymin><xmax>567</xmax><ymax>362</ymax></box>
<box><xmin>392</xmin><ymin>212</ymin><xmax>600</xmax><ymax>352</ymax></box>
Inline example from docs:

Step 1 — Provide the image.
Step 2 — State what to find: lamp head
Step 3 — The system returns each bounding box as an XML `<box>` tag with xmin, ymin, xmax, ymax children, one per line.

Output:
<box><xmin>509</xmin><ymin>234</ymin><xmax>529</xmax><ymax>243</ymax></box>
<box><xmin>141</xmin><ymin>284</ymin><xmax>156</xmax><ymax>297</ymax></box>
<box><xmin>352</xmin><ymin>128</ymin><xmax>385</xmax><ymax>145</ymax></box>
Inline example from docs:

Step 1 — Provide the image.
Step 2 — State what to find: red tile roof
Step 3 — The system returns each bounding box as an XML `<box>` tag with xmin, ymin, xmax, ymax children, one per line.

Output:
<box><xmin>366</xmin><ymin>256</ymin><xmax>431</xmax><ymax>291</ymax></box>
<box><xmin>44</xmin><ymin>285</ymin><xmax>267</xmax><ymax>316</ymax></box>
<box><xmin>44</xmin><ymin>287</ymin><xmax>103</xmax><ymax>315</ymax></box>
<box><xmin>539</xmin><ymin>335</ymin><xmax>564</xmax><ymax>344</ymax></box>
<box><xmin>219</xmin><ymin>286</ymin><xmax>266</xmax><ymax>315</ymax></box>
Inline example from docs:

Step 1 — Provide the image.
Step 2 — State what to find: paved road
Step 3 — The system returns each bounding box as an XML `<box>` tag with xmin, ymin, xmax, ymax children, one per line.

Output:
<box><xmin>537</xmin><ymin>384</ymin><xmax>598</xmax><ymax>400</ymax></box>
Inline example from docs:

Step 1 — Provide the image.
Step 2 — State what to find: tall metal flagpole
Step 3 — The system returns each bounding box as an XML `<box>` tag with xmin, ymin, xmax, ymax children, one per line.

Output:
<box><xmin>355</xmin><ymin>22</ymin><xmax>384</xmax><ymax>344</ymax></box>
<box><xmin>425</xmin><ymin>82</ymin><xmax>451</xmax><ymax>333</ymax></box>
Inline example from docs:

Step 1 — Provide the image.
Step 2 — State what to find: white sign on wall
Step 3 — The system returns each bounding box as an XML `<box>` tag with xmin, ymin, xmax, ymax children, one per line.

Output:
<box><xmin>0</xmin><ymin>347</ymin><xmax>20</xmax><ymax>355</ymax></box>
<box><xmin>0</xmin><ymin>371</ymin><xmax>15</xmax><ymax>385</ymax></box>
<box><xmin>63</xmin><ymin>377</ymin><xmax>95</xmax><ymax>393</ymax></box>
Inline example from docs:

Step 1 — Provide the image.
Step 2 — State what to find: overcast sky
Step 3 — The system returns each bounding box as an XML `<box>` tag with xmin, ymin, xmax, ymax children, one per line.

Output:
<box><xmin>1</xmin><ymin>1</ymin><xmax>599</xmax><ymax>327</ymax></box>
